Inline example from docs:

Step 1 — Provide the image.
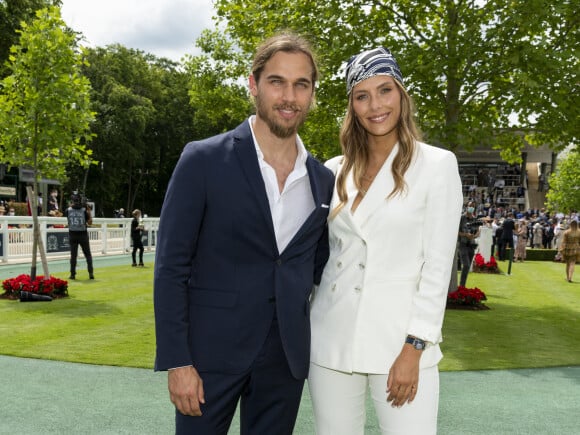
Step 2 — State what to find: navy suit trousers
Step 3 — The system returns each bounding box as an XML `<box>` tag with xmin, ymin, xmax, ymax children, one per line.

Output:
<box><xmin>175</xmin><ymin>315</ymin><xmax>304</xmax><ymax>435</ymax></box>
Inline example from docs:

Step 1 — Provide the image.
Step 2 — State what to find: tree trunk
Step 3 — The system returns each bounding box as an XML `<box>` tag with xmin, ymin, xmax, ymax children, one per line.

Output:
<box><xmin>27</xmin><ymin>185</ymin><xmax>49</xmax><ymax>280</ymax></box>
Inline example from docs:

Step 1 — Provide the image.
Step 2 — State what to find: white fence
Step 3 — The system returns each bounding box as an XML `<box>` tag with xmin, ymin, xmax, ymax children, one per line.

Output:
<box><xmin>0</xmin><ymin>216</ymin><xmax>159</xmax><ymax>263</ymax></box>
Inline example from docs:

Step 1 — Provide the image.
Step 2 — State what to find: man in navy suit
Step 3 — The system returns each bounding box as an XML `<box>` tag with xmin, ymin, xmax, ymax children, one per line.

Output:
<box><xmin>154</xmin><ymin>32</ymin><xmax>334</xmax><ymax>434</ymax></box>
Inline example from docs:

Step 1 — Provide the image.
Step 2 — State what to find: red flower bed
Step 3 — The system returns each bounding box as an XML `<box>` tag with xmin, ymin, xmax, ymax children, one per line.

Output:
<box><xmin>447</xmin><ymin>285</ymin><xmax>488</xmax><ymax>310</ymax></box>
<box><xmin>1</xmin><ymin>274</ymin><xmax>68</xmax><ymax>300</ymax></box>
<box><xmin>473</xmin><ymin>253</ymin><xmax>499</xmax><ymax>273</ymax></box>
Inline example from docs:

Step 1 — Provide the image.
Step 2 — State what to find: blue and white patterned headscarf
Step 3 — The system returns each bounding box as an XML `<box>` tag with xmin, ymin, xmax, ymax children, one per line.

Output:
<box><xmin>345</xmin><ymin>47</ymin><xmax>404</xmax><ymax>95</ymax></box>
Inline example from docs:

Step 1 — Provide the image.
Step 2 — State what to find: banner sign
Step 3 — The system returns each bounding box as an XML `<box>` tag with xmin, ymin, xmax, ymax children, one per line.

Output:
<box><xmin>46</xmin><ymin>231</ymin><xmax>70</xmax><ymax>253</ymax></box>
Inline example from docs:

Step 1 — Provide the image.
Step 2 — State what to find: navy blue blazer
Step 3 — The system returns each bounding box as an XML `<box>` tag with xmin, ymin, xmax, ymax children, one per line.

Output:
<box><xmin>154</xmin><ymin>120</ymin><xmax>334</xmax><ymax>380</ymax></box>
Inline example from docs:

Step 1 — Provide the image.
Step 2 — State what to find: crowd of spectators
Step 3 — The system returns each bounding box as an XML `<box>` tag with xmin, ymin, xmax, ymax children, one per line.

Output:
<box><xmin>463</xmin><ymin>201</ymin><xmax>578</xmax><ymax>262</ymax></box>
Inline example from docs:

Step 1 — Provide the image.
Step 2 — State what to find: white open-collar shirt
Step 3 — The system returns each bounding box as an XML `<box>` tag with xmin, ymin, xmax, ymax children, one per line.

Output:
<box><xmin>248</xmin><ymin>116</ymin><xmax>315</xmax><ymax>254</ymax></box>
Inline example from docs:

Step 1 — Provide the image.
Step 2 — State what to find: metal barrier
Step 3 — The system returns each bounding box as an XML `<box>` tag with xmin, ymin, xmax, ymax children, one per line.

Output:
<box><xmin>0</xmin><ymin>216</ymin><xmax>159</xmax><ymax>263</ymax></box>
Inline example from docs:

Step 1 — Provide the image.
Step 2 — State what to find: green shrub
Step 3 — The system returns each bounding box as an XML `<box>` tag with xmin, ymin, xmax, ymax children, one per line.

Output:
<box><xmin>524</xmin><ymin>249</ymin><xmax>560</xmax><ymax>261</ymax></box>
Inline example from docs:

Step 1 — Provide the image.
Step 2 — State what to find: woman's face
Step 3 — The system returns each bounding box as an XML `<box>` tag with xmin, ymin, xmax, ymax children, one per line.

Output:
<box><xmin>351</xmin><ymin>75</ymin><xmax>401</xmax><ymax>145</ymax></box>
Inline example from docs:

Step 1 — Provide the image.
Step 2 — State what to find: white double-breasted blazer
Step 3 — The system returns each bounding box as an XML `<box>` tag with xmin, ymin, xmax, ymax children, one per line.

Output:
<box><xmin>310</xmin><ymin>142</ymin><xmax>463</xmax><ymax>374</ymax></box>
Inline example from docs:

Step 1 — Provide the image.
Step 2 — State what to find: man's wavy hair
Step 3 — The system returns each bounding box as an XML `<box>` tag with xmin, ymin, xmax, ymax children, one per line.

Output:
<box><xmin>251</xmin><ymin>32</ymin><xmax>319</xmax><ymax>87</ymax></box>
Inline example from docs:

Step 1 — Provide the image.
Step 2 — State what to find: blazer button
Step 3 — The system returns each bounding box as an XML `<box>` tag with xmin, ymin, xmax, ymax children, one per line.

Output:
<box><xmin>358</xmin><ymin>263</ymin><xmax>365</xmax><ymax>269</ymax></box>
<box><xmin>276</xmin><ymin>259</ymin><xmax>282</xmax><ymax>266</ymax></box>
<box><xmin>331</xmin><ymin>283</ymin><xmax>336</xmax><ymax>291</ymax></box>
<box><xmin>337</xmin><ymin>261</ymin><xmax>342</xmax><ymax>268</ymax></box>
<box><xmin>354</xmin><ymin>285</ymin><xmax>362</xmax><ymax>293</ymax></box>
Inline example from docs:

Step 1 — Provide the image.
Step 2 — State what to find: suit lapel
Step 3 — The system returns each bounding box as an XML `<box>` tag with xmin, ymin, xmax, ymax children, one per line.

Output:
<box><xmin>232</xmin><ymin>123</ymin><xmax>277</xmax><ymax>245</ymax></box>
<box><xmin>305</xmin><ymin>156</ymin><xmax>321</xmax><ymax>206</ymax></box>
<box><xmin>349</xmin><ymin>143</ymin><xmax>399</xmax><ymax>230</ymax></box>
<box><xmin>280</xmin><ymin>156</ymin><xmax>327</xmax><ymax>254</ymax></box>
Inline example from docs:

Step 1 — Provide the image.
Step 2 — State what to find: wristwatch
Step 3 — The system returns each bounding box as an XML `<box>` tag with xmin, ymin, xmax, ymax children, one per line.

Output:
<box><xmin>405</xmin><ymin>335</ymin><xmax>426</xmax><ymax>351</ymax></box>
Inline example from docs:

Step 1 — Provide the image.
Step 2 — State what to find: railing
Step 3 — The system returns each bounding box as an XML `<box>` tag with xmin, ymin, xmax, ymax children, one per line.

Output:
<box><xmin>0</xmin><ymin>216</ymin><xmax>159</xmax><ymax>263</ymax></box>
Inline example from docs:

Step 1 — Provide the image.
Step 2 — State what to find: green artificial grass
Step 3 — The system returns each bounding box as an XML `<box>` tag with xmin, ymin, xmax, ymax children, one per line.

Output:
<box><xmin>0</xmin><ymin>265</ymin><xmax>156</xmax><ymax>368</ymax></box>
<box><xmin>440</xmin><ymin>260</ymin><xmax>580</xmax><ymax>371</ymax></box>
<box><xmin>1</xmin><ymin>260</ymin><xmax>579</xmax><ymax>371</ymax></box>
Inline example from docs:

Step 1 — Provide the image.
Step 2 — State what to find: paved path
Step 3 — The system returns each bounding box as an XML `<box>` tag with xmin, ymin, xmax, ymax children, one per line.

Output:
<box><xmin>0</xmin><ymin>356</ymin><xmax>578</xmax><ymax>434</ymax></box>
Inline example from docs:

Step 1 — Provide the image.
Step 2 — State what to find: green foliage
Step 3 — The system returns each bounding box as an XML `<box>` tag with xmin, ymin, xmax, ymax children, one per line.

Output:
<box><xmin>0</xmin><ymin>0</ymin><xmax>61</xmax><ymax>78</ymax></box>
<box><xmin>546</xmin><ymin>147</ymin><xmax>580</xmax><ymax>213</ymax></box>
<box><xmin>0</xmin><ymin>5</ymin><xmax>95</xmax><ymax>184</ymax></box>
<box><xmin>80</xmin><ymin>45</ymin><xmax>196</xmax><ymax>216</ymax></box>
<box><xmin>199</xmin><ymin>0</ymin><xmax>578</xmax><ymax>160</ymax></box>
<box><xmin>184</xmin><ymin>29</ymin><xmax>253</xmax><ymax>138</ymax></box>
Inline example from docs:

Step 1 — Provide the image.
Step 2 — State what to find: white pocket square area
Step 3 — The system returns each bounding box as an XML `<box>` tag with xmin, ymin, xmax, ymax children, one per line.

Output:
<box><xmin>321</xmin><ymin>204</ymin><xmax>329</xmax><ymax>208</ymax></box>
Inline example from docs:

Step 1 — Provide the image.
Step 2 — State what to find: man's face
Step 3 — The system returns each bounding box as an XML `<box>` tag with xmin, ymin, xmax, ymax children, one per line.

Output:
<box><xmin>250</xmin><ymin>51</ymin><xmax>315</xmax><ymax>139</ymax></box>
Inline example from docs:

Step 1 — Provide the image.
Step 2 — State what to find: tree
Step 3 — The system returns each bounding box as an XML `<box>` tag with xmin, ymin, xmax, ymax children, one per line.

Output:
<box><xmin>0</xmin><ymin>0</ymin><xmax>61</xmax><ymax>78</ymax></box>
<box><xmin>185</xmin><ymin>29</ymin><xmax>253</xmax><ymax>138</ymax></box>
<box><xmin>546</xmin><ymin>147</ymin><xmax>580</xmax><ymax>214</ymax></box>
<box><xmin>79</xmin><ymin>45</ymin><xmax>196</xmax><ymax>217</ymax></box>
<box><xmin>196</xmin><ymin>0</ymin><xmax>578</xmax><ymax>161</ymax></box>
<box><xmin>0</xmin><ymin>5</ymin><xmax>94</xmax><ymax>279</ymax></box>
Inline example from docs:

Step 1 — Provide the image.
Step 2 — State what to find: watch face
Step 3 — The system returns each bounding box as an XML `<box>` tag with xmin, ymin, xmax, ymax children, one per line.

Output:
<box><xmin>406</xmin><ymin>336</ymin><xmax>426</xmax><ymax>350</ymax></box>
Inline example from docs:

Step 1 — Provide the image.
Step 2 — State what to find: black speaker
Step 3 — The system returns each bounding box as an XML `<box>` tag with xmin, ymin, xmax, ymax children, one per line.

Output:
<box><xmin>19</xmin><ymin>291</ymin><xmax>53</xmax><ymax>302</ymax></box>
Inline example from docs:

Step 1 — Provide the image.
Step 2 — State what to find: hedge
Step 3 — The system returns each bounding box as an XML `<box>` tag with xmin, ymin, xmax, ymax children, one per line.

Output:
<box><xmin>504</xmin><ymin>248</ymin><xmax>560</xmax><ymax>261</ymax></box>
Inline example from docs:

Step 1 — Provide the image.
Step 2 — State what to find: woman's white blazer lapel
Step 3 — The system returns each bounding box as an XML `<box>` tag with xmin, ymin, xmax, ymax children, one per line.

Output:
<box><xmin>346</xmin><ymin>143</ymin><xmax>399</xmax><ymax>232</ymax></box>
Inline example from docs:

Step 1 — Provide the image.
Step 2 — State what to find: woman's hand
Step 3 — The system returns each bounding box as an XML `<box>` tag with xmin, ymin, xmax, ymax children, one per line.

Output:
<box><xmin>386</xmin><ymin>344</ymin><xmax>421</xmax><ymax>407</ymax></box>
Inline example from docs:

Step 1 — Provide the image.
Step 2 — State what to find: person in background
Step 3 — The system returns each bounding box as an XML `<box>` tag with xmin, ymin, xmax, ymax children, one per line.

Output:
<box><xmin>37</xmin><ymin>193</ymin><xmax>42</xmax><ymax>216</ymax></box>
<box><xmin>499</xmin><ymin>213</ymin><xmax>515</xmax><ymax>260</ymax></box>
<box><xmin>553</xmin><ymin>218</ymin><xmax>565</xmax><ymax>260</ymax></box>
<box><xmin>65</xmin><ymin>193</ymin><xmax>94</xmax><ymax>280</ymax></box>
<box><xmin>308</xmin><ymin>47</ymin><xmax>462</xmax><ymax>435</ymax></box>
<box><xmin>532</xmin><ymin>220</ymin><xmax>543</xmax><ymax>248</ymax></box>
<box><xmin>514</xmin><ymin>219</ymin><xmax>528</xmax><ymax>262</ymax></box>
<box><xmin>543</xmin><ymin>220</ymin><xmax>554</xmax><ymax>249</ymax></box>
<box><xmin>477</xmin><ymin>216</ymin><xmax>493</xmax><ymax>261</ymax></box>
<box><xmin>131</xmin><ymin>209</ymin><xmax>145</xmax><ymax>267</ymax></box>
<box><xmin>491</xmin><ymin>217</ymin><xmax>500</xmax><ymax>259</ymax></box>
<box><xmin>47</xmin><ymin>189</ymin><xmax>59</xmax><ymax>214</ymax></box>
<box><xmin>559</xmin><ymin>220</ymin><xmax>580</xmax><ymax>283</ymax></box>
<box><xmin>153</xmin><ymin>32</ymin><xmax>334</xmax><ymax>435</ymax></box>
<box><xmin>458</xmin><ymin>202</ymin><xmax>481</xmax><ymax>286</ymax></box>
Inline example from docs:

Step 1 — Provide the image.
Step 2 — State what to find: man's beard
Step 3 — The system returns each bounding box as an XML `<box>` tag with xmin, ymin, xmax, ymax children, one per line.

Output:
<box><xmin>255</xmin><ymin>94</ymin><xmax>309</xmax><ymax>139</ymax></box>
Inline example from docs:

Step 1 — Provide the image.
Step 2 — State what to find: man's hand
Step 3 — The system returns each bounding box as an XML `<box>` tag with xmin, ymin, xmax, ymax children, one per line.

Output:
<box><xmin>168</xmin><ymin>366</ymin><xmax>205</xmax><ymax>416</ymax></box>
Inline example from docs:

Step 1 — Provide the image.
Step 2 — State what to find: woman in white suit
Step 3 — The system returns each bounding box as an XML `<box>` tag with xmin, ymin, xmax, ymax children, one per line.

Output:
<box><xmin>309</xmin><ymin>47</ymin><xmax>463</xmax><ymax>435</ymax></box>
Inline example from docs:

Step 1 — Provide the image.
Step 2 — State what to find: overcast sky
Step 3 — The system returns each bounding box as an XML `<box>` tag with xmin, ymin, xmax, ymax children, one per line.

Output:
<box><xmin>61</xmin><ymin>0</ymin><xmax>216</xmax><ymax>62</ymax></box>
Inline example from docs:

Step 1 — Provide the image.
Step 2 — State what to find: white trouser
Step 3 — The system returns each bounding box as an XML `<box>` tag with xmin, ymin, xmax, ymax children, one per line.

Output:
<box><xmin>308</xmin><ymin>363</ymin><xmax>439</xmax><ymax>435</ymax></box>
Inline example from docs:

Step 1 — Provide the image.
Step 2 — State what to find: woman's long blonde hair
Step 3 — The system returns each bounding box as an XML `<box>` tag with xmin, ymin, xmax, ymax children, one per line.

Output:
<box><xmin>331</xmin><ymin>80</ymin><xmax>421</xmax><ymax>218</ymax></box>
